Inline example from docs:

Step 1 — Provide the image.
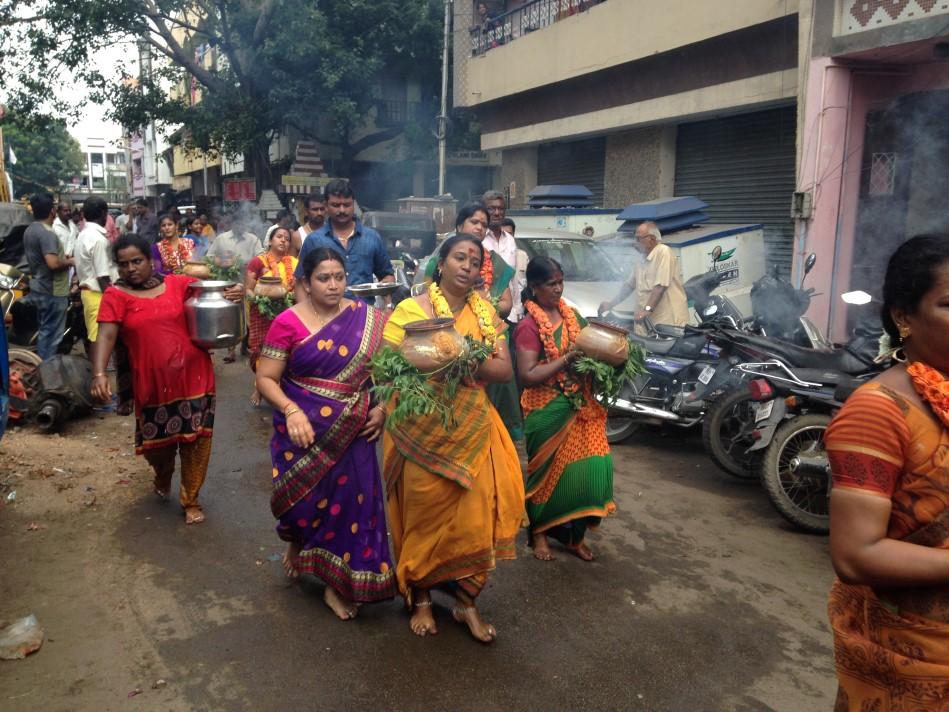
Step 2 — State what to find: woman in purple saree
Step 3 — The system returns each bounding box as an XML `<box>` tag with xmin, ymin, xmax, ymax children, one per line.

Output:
<box><xmin>256</xmin><ymin>247</ymin><xmax>396</xmax><ymax>620</ymax></box>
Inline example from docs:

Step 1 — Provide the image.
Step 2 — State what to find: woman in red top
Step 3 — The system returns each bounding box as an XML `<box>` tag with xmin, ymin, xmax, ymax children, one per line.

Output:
<box><xmin>91</xmin><ymin>234</ymin><xmax>243</xmax><ymax>524</ymax></box>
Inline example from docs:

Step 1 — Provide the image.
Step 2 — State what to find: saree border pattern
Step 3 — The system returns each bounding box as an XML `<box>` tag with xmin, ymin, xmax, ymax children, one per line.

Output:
<box><xmin>296</xmin><ymin>547</ymin><xmax>397</xmax><ymax>602</ymax></box>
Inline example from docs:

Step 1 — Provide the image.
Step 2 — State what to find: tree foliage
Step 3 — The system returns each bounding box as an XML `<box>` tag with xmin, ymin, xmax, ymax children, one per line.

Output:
<box><xmin>2</xmin><ymin>114</ymin><xmax>85</xmax><ymax>197</ymax></box>
<box><xmin>0</xmin><ymin>0</ymin><xmax>444</xmax><ymax>184</ymax></box>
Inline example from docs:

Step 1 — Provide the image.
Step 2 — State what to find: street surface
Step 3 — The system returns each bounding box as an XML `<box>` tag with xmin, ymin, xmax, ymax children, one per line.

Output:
<box><xmin>1</xmin><ymin>361</ymin><xmax>836</xmax><ymax>711</ymax></box>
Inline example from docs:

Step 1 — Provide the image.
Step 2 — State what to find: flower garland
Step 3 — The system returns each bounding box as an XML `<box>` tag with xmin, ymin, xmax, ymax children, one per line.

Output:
<box><xmin>159</xmin><ymin>238</ymin><xmax>193</xmax><ymax>274</ymax></box>
<box><xmin>907</xmin><ymin>361</ymin><xmax>949</xmax><ymax>428</ymax></box>
<box><xmin>480</xmin><ymin>251</ymin><xmax>495</xmax><ymax>291</ymax></box>
<box><xmin>261</xmin><ymin>252</ymin><xmax>296</xmax><ymax>289</ymax></box>
<box><xmin>428</xmin><ymin>282</ymin><xmax>497</xmax><ymax>350</ymax></box>
<box><xmin>525</xmin><ymin>298</ymin><xmax>583</xmax><ymax>403</ymax></box>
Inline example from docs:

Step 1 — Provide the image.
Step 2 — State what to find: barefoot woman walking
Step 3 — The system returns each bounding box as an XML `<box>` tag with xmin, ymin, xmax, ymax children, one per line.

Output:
<box><xmin>91</xmin><ymin>235</ymin><xmax>243</xmax><ymax>524</ymax></box>
<box><xmin>256</xmin><ymin>248</ymin><xmax>396</xmax><ymax>619</ymax></box>
<box><xmin>514</xmin><ymin>256</ymin><xmax>615</xmax><ymax>562</ymax></box>
<box><xmin>383</xmin><ymin>234</ymin><xmax>525</xmax><ymax>643</ymax></box>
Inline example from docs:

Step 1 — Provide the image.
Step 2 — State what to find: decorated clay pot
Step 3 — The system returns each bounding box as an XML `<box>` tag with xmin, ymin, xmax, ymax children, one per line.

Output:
<box><xmin>183</xmin><ymin>261</ymin><xmax>211</xmax><ymax>279</ymax></box>
<box><xmin>575</xmin><ymin>319</ymin><xmax>630</xmax><ymax>366</ymax></box>
<box><xmin>254</xmin><ymin>276</ymin><xmax>287</xmax><ymax>299</ymax></box>
<box><xmin>399</xmin><ymin>318</ymin><xmax>465</xmax><ymax>373</ymax></box>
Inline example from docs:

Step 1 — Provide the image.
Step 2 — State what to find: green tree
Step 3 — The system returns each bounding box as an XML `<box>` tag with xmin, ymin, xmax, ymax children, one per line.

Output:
<box><xmin>2</xmin><ymin>115</ymin><xmax>85</xmax><ymax>198</ymax></box>
<box><xmin>0</xmin><ymin>0</ymin><xmax>444</xmax><ymax>187</ymax></box>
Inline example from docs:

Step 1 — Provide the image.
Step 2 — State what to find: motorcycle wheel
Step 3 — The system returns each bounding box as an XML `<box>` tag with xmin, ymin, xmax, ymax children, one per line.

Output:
<box><xmin>701</xmin><ymin>388</ymin><xmax>761</xmax><ymax>481</ymax></box>
<box><xmin>760</xmin><ymin>414</ymin><xmax>832</xmax><ymax>534</ymax></box>
<box><xmin>606</xmin><ymin>415</ymin><xmax>640</xmax><ymax>444</ymax></box>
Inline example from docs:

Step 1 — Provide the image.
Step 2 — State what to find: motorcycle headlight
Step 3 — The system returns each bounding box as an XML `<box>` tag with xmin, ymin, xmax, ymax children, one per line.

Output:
<box><xmin>703</xmin><ymin>304</ymin><xmax>719</xmax><ymax>317</ymax></box>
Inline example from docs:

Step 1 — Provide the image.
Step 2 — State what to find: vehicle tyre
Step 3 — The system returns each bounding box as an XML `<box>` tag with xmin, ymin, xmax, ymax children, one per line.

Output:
<box><xmin>606</xmin><ymin>414</ymin><xmax>640</xmax><ymax>444</ymax></box>
<box><xmin>760</xmin><ymin>414</ymin><xmax>832</xmax><ymax>534</ymax></box>
<box><xmin>8</xmin><ymin>347</ymin><xmax>41</xmax><ymax>368</ymax></box>
<box><xmin>701</xmin><ymin>387</ymin><xmax>762</xmax><ymax>481</ymax></box>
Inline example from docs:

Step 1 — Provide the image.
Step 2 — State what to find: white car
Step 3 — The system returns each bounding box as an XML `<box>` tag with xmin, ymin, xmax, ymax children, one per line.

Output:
<box><xmin>414</xmin><ymin>228</ymin><xmax>634</xmax><ymax>319</ymax></box>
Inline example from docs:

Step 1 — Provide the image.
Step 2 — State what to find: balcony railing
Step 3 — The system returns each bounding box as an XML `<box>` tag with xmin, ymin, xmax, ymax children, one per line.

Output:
<box><xmin>470</xmin><ymin>0</ymin><xmax>604</xmax><ymax>56</ymax></box>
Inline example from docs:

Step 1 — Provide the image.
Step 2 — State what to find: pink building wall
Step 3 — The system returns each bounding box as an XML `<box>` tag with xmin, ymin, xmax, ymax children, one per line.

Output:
<box><xmin>797</xmin><ymin>58</ymin><xmax>949</xmax><ymax>340</ymax></box>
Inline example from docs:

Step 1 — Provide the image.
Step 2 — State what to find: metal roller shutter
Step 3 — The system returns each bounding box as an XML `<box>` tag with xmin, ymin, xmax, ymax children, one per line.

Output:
<box><xmin>537</xmin><ymin>137</ymin><xmax>606</xmax><ymax>205</ymax></box>
<box><xmin>674</xmin><ymin>106</ymin><xmax>797</xmax><ymax>276</ymax></box>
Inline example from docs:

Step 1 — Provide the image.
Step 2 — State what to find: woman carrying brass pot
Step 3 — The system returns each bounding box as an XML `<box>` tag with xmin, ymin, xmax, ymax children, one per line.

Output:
<box><xmin>382</xmin><ymin>233</ymin><xmax>525</xmax><ymax>643</ymax></box>
<box><xmin>90</xmin><ymin>234</ymin><xmax>244</xmax><ymax>525</ymax></box>
<box><xmin>245</xmin><ymin>226</ymin><xmax>298</xmax><ymax>404</ymax></box>
<box><xmin>513</xmin><ymin>256</ymin><xmax>615</xmax><ymax>562</ymax></box>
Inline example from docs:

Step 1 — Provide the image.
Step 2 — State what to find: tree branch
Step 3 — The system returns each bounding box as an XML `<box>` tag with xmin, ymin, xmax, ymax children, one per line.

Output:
<box><xmin>252</xmin><ymin>0</ymin><xmax>278</xmax><ymax>46</ymax></box>
<box><xmin>140</xmin><ymin>0</ymin><xmax>223</xmax><ymax>91</ymax></box>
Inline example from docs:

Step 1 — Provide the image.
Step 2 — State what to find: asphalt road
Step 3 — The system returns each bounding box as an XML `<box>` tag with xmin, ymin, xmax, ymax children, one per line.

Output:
<box><xmin>1</xmin><ymin>361</ymin><xmax>837</xmax><ymax>711</ymax></box>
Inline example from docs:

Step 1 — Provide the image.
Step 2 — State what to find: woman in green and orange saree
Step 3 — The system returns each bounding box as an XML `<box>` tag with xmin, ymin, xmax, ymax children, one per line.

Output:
<box><xmin>422</xmin><ymin>203</ymin><xmax>523</xmax><ymax>441</ymax></box>
<box><xmin>514</xmin><ymin>256</ymin><xmax>615</xmax><ymax>562</ymax></box>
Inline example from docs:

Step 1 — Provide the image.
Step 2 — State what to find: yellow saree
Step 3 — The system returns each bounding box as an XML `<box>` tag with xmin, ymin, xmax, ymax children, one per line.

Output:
<box><xmin>382</xmin><ymin>297</ymin><xmax>525</xmax><ymax>601</ymax></box>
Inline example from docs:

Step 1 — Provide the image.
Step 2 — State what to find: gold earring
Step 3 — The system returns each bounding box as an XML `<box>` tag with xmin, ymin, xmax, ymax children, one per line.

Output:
<box><xmin>898</xmin><ymin>324</ymin><xmax>911</xmax><ymax>340</ymax></box>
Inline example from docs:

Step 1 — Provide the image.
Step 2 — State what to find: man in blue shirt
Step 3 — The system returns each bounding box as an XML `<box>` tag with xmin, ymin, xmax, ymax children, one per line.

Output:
<box><xmin>294</xmin><ymin>179</ymin><xmax>394</xmax><ymax>301</ymax></box>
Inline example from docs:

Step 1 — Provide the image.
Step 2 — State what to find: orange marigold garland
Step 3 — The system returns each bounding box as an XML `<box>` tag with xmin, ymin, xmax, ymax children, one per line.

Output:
<box><xmin>480</xmin><ymin>250</ymin><xmax>495</xmax><ymax>290</ymax></box>
<box><xmin>261</xmin><ymin>252</ymin><xmax>296</xmax><ymax>289</ymax></box>
<box><xmin>907</xmin><ymin>361</ymin><xmax>949</xmax><ymax>428</ymax></box>
<box><xmin>158</xmin><ymin>238</ymin><xmax>193</xmax><ymax>274</ymax></box>
<box><xmin>525</xmin><ymin>298</ymin><xmax>584</xmax><ymax>407</ymax></box>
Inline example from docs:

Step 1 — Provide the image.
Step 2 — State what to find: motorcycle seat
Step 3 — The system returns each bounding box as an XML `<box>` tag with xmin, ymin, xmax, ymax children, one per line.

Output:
<box><xmin>735</xmin><ymin>332</ymin><xmax>873</xmax><ymax>374</ymax></box>
<box><xmin>653</xmin><ymin>324</ymin><xmax>685</xmax><ymax>339</ymax></box>
<box><xmin>629</xmin><ymin>334</ymin><xmax>679</xmax><ymax>355</ymax></box>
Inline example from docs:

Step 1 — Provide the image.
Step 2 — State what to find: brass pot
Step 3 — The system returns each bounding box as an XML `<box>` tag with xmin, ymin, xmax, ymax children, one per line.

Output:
<box><xmin>399</xmin><ymin>318</ymin><xmax>465</xmax><ymax>373</ymax></box>
<box><xmin>254</xmin><ymin>276</ymin><xmax>287</xmax><ymax>299</ymax></box>
<box><xmin>575</xmin><ymin>319</ymin><xmax>630</xmax><ymax>366</ymax></box>
<box><xmin>182</xmin><ymin>261</ymin><xmax>211</xmax><ymax>279</ymax></box>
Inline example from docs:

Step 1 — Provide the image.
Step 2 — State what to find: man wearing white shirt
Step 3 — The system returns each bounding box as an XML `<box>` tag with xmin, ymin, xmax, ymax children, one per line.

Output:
<box><xmin>481</xmin><ymin>190</ymin><xmax>527</xmax><ymax>321</ymax></box>
<box><xmin>207</xmin><ymin>212</ymin><xmax>264</xmax><ymax>264</ymax></box>
<box><xmin>73</xmin><ymin>196</ymin><xmax>118</xmax><ymax>343</ymax></box>
<box><xmin>52</xmin><ymin>201</ymin><xmax>79</xmax><ymax>257</ymax></box>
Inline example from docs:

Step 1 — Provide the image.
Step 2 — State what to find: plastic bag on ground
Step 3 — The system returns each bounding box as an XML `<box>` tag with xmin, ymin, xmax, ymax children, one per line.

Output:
<box><xmin>0</xmin><ymin>614</ymin><xmax>44</xmax><ymax>659</ymax></box>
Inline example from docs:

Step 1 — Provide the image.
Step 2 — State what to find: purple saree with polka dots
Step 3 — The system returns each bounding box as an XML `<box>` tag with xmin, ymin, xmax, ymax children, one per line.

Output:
<box><xmin>262</xmin><ymin>302</ymin><xmax>396</xmax><ymax>601</ymax></box>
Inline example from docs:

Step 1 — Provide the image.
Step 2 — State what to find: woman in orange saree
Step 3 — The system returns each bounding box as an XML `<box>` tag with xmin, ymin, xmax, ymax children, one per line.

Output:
<box><xmin>826</xmin><ymin>234</ymin><xmax>949</xmax><ymax>711</ymax></box>
<box><xmin>382</xmin><ymin>233</ymin><xmax>525</xmax><ymax>644</ymax></box>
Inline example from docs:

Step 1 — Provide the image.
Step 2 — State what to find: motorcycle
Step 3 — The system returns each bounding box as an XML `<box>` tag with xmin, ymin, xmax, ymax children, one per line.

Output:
<box><xmin>736</xmin><ymin>366</ymin><xmax>865</xmax><ymax>533</ymax></box>
<box><xmin>601</xmin><ymin>252</ymin><xmax>743</xmax><ymax>443</ymax></box>
<box><xmin>750</xmin><ymin>253</ymin><xmax>830</xmax><ymax>349</ymax></box>
<box><xmin>700</xmin><ymin>294</ymin><xmax>883</xmax><ymax>480</ymax></box>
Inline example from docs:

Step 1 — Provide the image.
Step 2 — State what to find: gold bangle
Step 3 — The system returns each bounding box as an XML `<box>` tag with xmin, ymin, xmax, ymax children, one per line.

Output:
<box><xmin>93</xmin><ymin>373</ymin><xmax>107</xmax><ymax>378</ymax></box>
<box><xmin>283</xmin><ymin>402</ymin><xmax>297</xmax><ymax>414</ymax></box>
<box><xmin>284</xmin><ymin>407</ymin><xmax>301</xmax><ymax>418</ymax></box>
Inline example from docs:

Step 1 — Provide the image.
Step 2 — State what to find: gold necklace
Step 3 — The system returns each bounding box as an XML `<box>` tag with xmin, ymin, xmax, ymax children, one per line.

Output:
<box><xmin>308</xmin><ymin>298</ymin><xmax>341</xmax><ymax>326</ymax></box>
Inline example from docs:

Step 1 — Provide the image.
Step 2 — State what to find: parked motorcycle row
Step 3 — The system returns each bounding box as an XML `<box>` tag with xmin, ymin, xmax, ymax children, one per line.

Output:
<box><xmin>603</xmin><ymin>252</ymin><xmax>886</xmax><ymax>535</ymax></box>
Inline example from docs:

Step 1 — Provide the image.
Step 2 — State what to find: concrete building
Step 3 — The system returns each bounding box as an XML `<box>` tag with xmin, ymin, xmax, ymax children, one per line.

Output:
<box><xmin>796</xmin><ymin>0</ymin><xmax>949</xmax><ymax>337</ymax></box>
<box><xmin>64</xmin><ymin>134</ymin><xmax>130</xmax><ymax>206</ymax></box>
<box><xmin>458</xmin><ymin>0</ymin><xmax>801</xmax><ymax>273</ymax></box>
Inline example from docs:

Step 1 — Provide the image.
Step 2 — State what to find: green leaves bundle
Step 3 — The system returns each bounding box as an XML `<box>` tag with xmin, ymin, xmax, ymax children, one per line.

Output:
<box><xmin>572</xmin><ymin>337</ymin><xmax>648</xmax><ymax>407</ymax></box>
<box><xmin>251</xmin><ymin>293</ymin><xmax>294</xmax><ymax>321</ymax></box>
<box><xmin>371</xmin><ymin>336</ymin><xmax>494</xmax><ymax>430</ymax></box>
<box><xmin>206</xmin><ymin>257</ymin><xmax>243</xmax><ymax>283</ymax></box>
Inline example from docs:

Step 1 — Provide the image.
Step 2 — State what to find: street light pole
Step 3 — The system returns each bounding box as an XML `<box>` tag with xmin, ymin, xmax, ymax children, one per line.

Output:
<box><xmin>437</xmin><ymin>0</ymin><xmax>451</xmax><ymax>196</ymax></box>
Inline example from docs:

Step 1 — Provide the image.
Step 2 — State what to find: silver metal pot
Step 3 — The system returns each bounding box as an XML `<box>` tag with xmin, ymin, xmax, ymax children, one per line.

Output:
<box><xmin>184</xmin><ymin>280</ymin><xmax>244</xmax><ymax>350</ymax></box>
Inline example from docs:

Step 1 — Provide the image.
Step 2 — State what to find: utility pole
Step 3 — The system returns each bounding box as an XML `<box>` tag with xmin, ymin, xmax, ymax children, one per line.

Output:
<box><xmin>436</xmin><ymin>0</ymin><xmax>451</xmax><ymax>196</ymax></box>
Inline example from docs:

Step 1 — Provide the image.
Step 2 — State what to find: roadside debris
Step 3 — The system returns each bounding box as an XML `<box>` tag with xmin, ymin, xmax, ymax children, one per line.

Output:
<box><xmin>0</xmin><ymin>614</ymin><xmax>45</xmax><ymax>660</ymax></box>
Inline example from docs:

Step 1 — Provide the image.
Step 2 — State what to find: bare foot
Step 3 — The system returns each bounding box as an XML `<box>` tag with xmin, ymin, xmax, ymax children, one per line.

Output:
<box><xmin>452</xmin><ymin>604</ymin><xmax>496</xmax><ymax>643</ymax></box>
<box><xmin>410</xmin><ymin>595</ymin><xmax>437</xmax><ymax>637</ymax></box>
<box><xmin>250</xmin><ymin>388</ymin><xmax>261</xmax><ymax>406</ymax></box>
<box><xmin>153</xmin><ymin>486</ymin><xmax>169</xmax><ymax>500</ymax></box>
<box><xmin>532</xmin><ymin>533</ymin><xmax>556</xmax><ymax>561</ymax></box>
<box><xmin>283</xmin><ymin>543</ymin><xmax>300</xmax><ymax>581</ymax></box>
<box><xmin>567</xmin><ymin>541</ymin><xmax>595</xmax><ymax>561</ymax></box>
<box><xmin>184</xmin><ymin>507</ymin><xmax>205</xmax><ymax>525</ymax></box>
<box><xmin>323</xmin><ymin>587</ymin><xmax>358</xmax><ymax>620</ymax></box>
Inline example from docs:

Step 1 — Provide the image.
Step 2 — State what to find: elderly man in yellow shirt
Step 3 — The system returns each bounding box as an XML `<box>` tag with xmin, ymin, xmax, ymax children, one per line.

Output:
<box><xmin>598</xmin><ymin>220</ymin><xmax>689</xmax><ymax>334</ymax></box>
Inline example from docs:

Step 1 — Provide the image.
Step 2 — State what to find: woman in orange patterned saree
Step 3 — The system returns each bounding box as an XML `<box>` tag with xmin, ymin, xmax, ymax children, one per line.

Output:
<box><xmin>826</xmin><ymin>234</ymin><xmax>949</xmax><ymax>711</ymax></box>
<box><xmin>514</xmin><ymin>256</ymin><xmax>614</xmax><ymax>562</ymax></box>
<box><xmin>382</xmin><ymin>234</ymin><xmax>525</xmax><ymax>644</ymax></box>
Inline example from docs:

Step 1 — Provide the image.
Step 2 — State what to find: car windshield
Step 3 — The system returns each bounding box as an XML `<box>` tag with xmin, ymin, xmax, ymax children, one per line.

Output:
<box><xmin>517</xmin><ymin>237</ymin><xmax>623</xmax><ymax>282</ymax></box>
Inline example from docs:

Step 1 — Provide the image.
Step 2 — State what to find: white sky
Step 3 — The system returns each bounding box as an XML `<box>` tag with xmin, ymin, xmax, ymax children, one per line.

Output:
<box><xmin>64</xmin><ymin>42</ymin><xmax>139</xmax><ymax>151</ymax></box>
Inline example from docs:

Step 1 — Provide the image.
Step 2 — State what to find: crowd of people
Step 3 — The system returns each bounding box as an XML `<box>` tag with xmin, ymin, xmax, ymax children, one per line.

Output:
<box><xmin>19</xmin><ymin>178</ymin><xmax>949</xmax><ymax>700</ymax></box>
